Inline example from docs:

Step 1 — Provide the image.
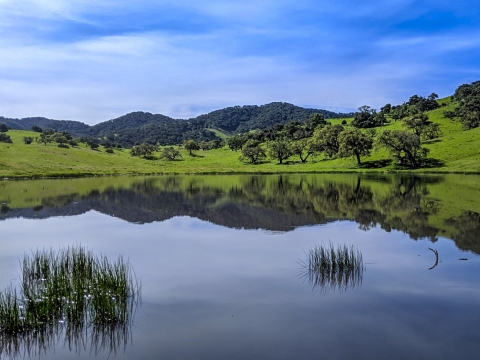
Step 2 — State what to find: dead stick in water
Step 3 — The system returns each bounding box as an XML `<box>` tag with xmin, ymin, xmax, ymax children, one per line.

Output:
<box><xmin>428</xmin><ymin>247</ymin><xmax>439</xmax><ymax>270</ymax></box>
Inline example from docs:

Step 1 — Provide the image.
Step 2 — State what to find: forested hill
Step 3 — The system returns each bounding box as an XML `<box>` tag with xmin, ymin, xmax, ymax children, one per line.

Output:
<box><xmin>189</xmin><ymin>102</ymin><xmax>351</xmax><ymax>133</ymax></box>
<box><xmin>1</xmin><ymin>102</ymin><xmax>352</xmax><ymax>146</ymax></box>
<box><xmin>88</xmin><ymin>112</ymin><xmax>175</xmax><ymax>136</ymax></box>
<box><xmin>0</xmin><ymin>116</ymin><xmax>90</xmax><ymax>136</ymax></box>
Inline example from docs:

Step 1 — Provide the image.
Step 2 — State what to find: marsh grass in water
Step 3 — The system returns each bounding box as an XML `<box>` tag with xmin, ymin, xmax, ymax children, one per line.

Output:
<box><xmin>0</xmin><ymin>246</ymin><xmax>141</xmax><ymax>358</ymax></box>
<box><xmin>299</xmin><ymin>242</ymin><xmax>364</xmax><ymax>293</ymax></box>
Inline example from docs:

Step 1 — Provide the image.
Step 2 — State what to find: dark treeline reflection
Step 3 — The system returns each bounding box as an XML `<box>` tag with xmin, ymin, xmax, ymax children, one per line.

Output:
<box><xmin>1</xmin><ymin>175</ymin><xmax>479</xmax><ymax>253</ymax></box>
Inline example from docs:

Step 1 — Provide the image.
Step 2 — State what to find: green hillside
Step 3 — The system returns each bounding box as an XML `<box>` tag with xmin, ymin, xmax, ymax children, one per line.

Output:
<box><xmin>1</xmin><ymin>84</ymin><xmax>479</xmax><ymax>179</ymax></box>
<box><xmin>0</xmin><ymin>103</ymin><xmax>478</xmax><ymax>178</ymax></box>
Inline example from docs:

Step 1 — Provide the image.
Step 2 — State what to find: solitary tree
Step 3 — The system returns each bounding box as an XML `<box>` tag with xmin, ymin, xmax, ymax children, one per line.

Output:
<box><xmin>389</xmin><ymin>106</ymin><xmax>409</xmax><ymax>122</ymax></box>
<box><xmin>337</xmin><ymin>128</ymin><xmax>373</xmax><ymax>164</ymax></box>
<box><xmin>37</xmin><ymin>133</ymin><xmax>52</xmax><ymax>146</ymax></box>
<box><xmin>51</xmin><ymin>132</ymin><xmax>69</xmax><ymax>146</ymax></box>
<box><xmin>227</xmin><ymin>136</ymin><xmax>246</xmax><ymax>151</ymax></box>
<box><xmin>311</xmin><ymin>124</ymin><xmax>344</xmax><ymax>158</ymax></box>
<box><xmin>183</xmin><ymin>140</ymin><xmax>200</xmax><ymax>155</ymax></box>
<box><xmin>0</xmin><ymin>123</ymin><xmax>9</xmax><ymax>133</ymax></box>
<box><xmin>159</xmin><ymin>147</ymin><xmax>183</xmax><ymax>161</ymax></box>
<box><xmin>377</xmin><ymin>130</ymin><xmax>429</xmax><ymax>168</ymax></box>
<box><xmin>268</xmin><ymin>139</ymin><xmax>292</xmax><ymax>164</ymax></box>
<box><xmin>240</xmin><ymin>145</ymin><xmax>266</xmax><ymax>164</ymax></box>
<box><xmin>402</xmin><ymin>113</ymin><xmax>442</xmax><ymax>140</ymax></box>
<box><xmin>291</xmin><ymin>139</ymin><xmax>317</xmax><ymax>163</ymax></box>
<box><xmin>402</xmin><ymin>113</ymin><xmax>429</xmax><ymax>137</ymax></box>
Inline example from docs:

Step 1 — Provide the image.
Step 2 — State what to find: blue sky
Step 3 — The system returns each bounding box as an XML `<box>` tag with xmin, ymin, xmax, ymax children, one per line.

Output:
<box><xmin>0</xmin><ymin>0</ymin><xmax>479</xmax><ymax>124</ymax></box>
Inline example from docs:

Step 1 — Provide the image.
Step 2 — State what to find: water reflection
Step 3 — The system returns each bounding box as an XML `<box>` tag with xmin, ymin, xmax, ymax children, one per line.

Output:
<box><xmin>445</xmin><ymin>211</ymin><xmax>480</xmax><ymax>253</ymax></box>
<box><xmin>0</xmin><ymin>246</ymin><xmax>140</xmax><ymax>359</ymax></box>
<box><xmin>0</xmin><ymin>321</ymin><xmax>133</xmax><ymax>359</ymax></box>
<box><xmin>299</xmin><ymin>243</ymin><xmax>364</xmax><ymax>293</ymax></box>
<box><xmin>1</xmin><ymin>174</ymin><xmax>479</xmax><ymax>253</ymax></box>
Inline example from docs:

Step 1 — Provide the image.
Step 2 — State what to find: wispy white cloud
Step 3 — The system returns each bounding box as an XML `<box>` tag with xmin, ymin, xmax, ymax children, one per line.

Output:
<box><xmin>0</xmin><ymin>1</ymin><xmax>478</xmax><ymax>123</ymax></box>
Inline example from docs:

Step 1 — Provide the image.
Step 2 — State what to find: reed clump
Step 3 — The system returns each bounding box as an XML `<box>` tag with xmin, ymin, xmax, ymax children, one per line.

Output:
<box><xmin>0</xmin><ymin>246</ymin><xmax>140</xmax><ymax>357</ymax></box>
<box><xmin>299</xmin><ymin>242</ymin><xmax>364</xmax><ymax>293</ymax></box>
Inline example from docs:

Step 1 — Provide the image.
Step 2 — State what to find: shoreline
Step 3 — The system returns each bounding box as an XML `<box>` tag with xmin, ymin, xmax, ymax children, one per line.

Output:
<box><xmin>2</xmin><ymin>168</ymin><xmax>480</xmax><ymax>180</ymax></box>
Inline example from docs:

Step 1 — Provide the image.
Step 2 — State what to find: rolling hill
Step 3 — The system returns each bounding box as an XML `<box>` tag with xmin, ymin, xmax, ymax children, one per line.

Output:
<box><xmin>1</xmin><ymin>102</ymin><xmax>352</xmax><ymax>147</ymax></box>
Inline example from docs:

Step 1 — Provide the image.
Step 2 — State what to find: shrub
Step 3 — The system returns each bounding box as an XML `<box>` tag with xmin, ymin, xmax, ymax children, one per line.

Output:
<box><xmin>0</xmin><ymin>133</ymin><xmax>12</xmax><ymax>143</ymax></box>
<box><xmin>23</xmin><ymin>137</ymin><xmax>33</xmax><ymax>145</ymax></box>
<box><xmin>130</xmin><ymin>143</ymin><xmax>156</xmax><ymax>158</ymax></box>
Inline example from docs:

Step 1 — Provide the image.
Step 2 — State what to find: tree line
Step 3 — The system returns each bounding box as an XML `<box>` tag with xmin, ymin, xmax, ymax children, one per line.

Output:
<box><xmin>2</xmin><ymin>88</ymin><xmax>443</xmax><ymax>169</ymax></box>
<box><xmin>221</xmin><ymin>99</ymin><xmax>442</xmax><ymax>168</ymax></box>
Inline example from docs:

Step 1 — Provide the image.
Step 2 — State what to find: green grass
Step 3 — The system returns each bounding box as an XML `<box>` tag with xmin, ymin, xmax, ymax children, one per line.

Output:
<box><xmin>207</xmin><ymin>128</ymin><xmax>231</xmax><ymax>139</ymax></box>
<box><xmin>299</xmin><ymin>242</ymin><xmax>364</xmax><ymax>292</ymax></box>
<box><xmin>1</xmin><ymin>99</ymin><xmax>479</xmax><ymax>178</ymax></box>
<box><xmin>0</xmin><ymin>245</ymin><xmax>140</xmax><ymax>356</ymax></box>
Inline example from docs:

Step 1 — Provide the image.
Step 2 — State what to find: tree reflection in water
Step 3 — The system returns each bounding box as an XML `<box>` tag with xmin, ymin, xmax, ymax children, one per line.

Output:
<box><xmin>1</xmin><ymin>174</ymin><xmax>479</xmax><ymax>253</ymax></box>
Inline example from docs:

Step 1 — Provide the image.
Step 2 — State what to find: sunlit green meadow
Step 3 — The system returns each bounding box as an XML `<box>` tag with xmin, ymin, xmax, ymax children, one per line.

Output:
<box><xmin>1</xmin><ymin>99</ymin><xmax>479</xmax><ymax>178</ymax></box>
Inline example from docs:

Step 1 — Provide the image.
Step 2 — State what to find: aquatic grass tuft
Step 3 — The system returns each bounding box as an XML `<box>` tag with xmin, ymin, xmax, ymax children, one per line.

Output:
<box><xmin>0</xmin><ymin>245</ymin><xmax>141</xmax><ymax>357</ymax></box>
<box><xmin>299</xmin><ymin>242</ymin><xmax>364</xmax><ymax>293</ymax></box>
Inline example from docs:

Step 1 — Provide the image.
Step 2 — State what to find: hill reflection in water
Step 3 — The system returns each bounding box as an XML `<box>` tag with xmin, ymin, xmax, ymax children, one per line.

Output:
<box><xmin>1</xmin><ymin>174</ymin><xmax>479</xmax><ymax>253</ymax></box>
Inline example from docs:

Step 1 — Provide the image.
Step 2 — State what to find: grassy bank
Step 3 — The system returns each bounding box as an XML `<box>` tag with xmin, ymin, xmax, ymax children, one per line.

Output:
<box><xmin>1</xmin><ymin>101</ymin><xmax>479</xmax><ymax>178</ymax></box>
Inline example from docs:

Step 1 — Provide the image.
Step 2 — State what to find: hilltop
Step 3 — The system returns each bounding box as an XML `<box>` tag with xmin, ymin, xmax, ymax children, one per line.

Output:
<box><xmin>0</xmin><ymin>102</ymin><xmax>352</xmax><ymax>147</ymax></box>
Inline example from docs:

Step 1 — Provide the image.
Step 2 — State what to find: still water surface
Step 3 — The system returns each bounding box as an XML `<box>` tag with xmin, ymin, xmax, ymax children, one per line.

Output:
<box><xmin>0</xmin><ymin>174</ymin><xmax>479</xmax><ymax>359</ymax></box>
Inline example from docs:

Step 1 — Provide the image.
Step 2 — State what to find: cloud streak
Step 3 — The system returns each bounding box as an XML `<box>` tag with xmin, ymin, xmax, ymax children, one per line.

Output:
<box><xmin>0</xmin><ymin>1</ymin><xmax>479</xmax><ymax>124</ymax></box>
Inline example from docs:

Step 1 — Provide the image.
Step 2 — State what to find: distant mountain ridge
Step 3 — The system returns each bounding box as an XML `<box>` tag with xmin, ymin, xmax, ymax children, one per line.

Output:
<box><xmin>0</xmin><ymin>116</ymin><xmax>90</xmax><ymax>136</ymax></box>
<box><xmin>1</xmin><ymin>102</ymin><xmax>353</xmax><ymax>147</ymax></box>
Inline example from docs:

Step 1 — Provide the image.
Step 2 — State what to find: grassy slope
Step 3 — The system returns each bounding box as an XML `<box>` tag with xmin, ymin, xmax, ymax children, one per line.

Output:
<box><xmin>0</xmin><ymin>100</ymin><xmax>479</xmax><ymax>178</ymax></box>
<box><xmin>207</xmin><ymin>128</ymin><xmax>231</xmax><ymax>139</ymax></box>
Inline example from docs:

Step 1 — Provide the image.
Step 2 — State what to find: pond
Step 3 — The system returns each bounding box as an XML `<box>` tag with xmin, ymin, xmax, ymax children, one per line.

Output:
<box><xmin>0</xmin><ymin>174</ymin><xmax>479</xmax><ymax>359</ymax></box>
